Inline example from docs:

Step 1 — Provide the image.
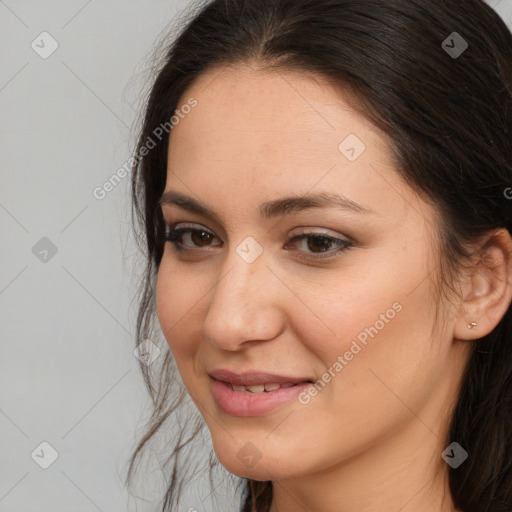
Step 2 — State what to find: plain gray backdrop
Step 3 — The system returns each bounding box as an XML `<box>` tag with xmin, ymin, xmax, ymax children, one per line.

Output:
<box><xmin>1</xmin><ymin>1</ymin><xmax>511</xmax><ymax>511</ymax></box>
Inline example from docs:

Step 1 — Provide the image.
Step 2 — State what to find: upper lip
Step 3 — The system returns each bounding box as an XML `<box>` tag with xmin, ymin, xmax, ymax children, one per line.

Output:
<box><xmin>208</xmin><ymin>368</ymin><xmax>313</xmax><ymax>386</ymax></box>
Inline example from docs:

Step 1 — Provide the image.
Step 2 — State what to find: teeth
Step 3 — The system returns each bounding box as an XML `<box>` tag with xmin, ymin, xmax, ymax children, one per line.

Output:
<box><xmin>246</xmin><ymin>384</ymin><xmax>265</xmax><ymax>393</ymax></box>
<box><xmin>230</xmin><ymin>382</ymin><xmax>298</xmax><ymax>393</ymax></box>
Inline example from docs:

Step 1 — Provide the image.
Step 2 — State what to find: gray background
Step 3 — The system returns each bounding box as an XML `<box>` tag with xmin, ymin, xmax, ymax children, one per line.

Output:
<box><xmin>1</xmin><ymin>1</ymin><xmax>511</xmax><ymax>511</ymax></box>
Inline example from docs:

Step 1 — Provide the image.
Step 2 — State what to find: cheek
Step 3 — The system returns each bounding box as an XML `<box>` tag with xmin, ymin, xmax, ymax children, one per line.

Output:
<box><xmin>155</xmin><ymin>261</ymin><xmax>203</xmax><ymax>362</ymax></box>
<box><xmin>306</xmin><ymin>278</ymin><xmax>442</xmax><ymax>422</ymax></box>
<box><xmin>285</xmin><ymin>266</ymin><xmax>406</xmax><ymax>360</ymax></box>
<box><xmin>290</xmin><ymin>252</ymin><xmax>441</xmax><ymax>397</ymax></box>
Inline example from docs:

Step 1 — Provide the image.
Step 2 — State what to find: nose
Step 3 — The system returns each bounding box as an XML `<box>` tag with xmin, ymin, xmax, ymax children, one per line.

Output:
<box><xmin>202</xmin><ymin>243</ymin><xmax>284</xmax><ymax>351</ymax></box>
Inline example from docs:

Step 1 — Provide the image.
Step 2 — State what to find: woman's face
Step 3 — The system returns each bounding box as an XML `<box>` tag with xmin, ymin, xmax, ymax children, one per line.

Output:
<box><xmin>156</xmin><ymin>64</ymin><xmax>470</xmax><ymax>484</ymax></box>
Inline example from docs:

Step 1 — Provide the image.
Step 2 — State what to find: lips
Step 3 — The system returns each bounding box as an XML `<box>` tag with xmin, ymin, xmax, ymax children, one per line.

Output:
<box><xmin>210</xmin><ymin>379</ymin><xmax>312</xmax><ymax>416</ymax></box>
<box><xmin>231</xmin><ymin>382</ymin><xmax>297</xmax><ymax>393</ymax></box>
<box><xmin>208</xmin><ymin>368</ymin><xmax>314</xmax><ymax>416</ymax></box>
<box><xmin>208</xmin><ymin>368</ymin><xmax>312</xmax><ymax>387</ymax></box>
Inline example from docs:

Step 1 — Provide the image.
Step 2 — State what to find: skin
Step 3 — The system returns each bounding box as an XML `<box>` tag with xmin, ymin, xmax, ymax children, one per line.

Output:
<box><xmin>155</xmin><ymin>62</ymin><xmax>512</xmax><ymax>512</ymax></box>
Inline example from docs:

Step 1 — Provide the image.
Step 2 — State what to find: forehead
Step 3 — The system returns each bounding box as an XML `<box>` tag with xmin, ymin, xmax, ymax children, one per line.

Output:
<box><xmin>165</xmin><ymin>63</ymin><xmax>417</xmax><ymax>225</ymax></box>
<box><xmin>169</xmin><ymin>65</ymin><xmax>388</xmax><ymax>170</ymax></box>
<box><xmin>169</xmin><ymin>63</ymin><xmax>383</xmax><ymax>161</ymax></box>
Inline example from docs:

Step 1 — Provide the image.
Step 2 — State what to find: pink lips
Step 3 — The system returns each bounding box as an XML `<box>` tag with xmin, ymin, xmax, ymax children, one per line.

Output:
<box><xmin>208</xmin><ymin>369</ymin><xmax>313</xmax><ymax>417</ymax></box>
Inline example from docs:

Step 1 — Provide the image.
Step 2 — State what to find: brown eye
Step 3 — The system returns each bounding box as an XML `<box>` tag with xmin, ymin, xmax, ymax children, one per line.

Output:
<box><xmin>286</xmin><ymin>232</ymin><xmax>352</xmax><ymax>260</ymax></box>
<box><xmin>306</xmin><ymin>235</ymin><xmax>333</xmax><ymax>253</ymax></box>
<box><xmin>190</xmin><ymin>230</ymin><xmax>214</xmax><ymax>247</ymax></box>
<box><xmin>164</xmin><ymin>225</ymin><xmax>222</xmax><ymax>252</ymax></box>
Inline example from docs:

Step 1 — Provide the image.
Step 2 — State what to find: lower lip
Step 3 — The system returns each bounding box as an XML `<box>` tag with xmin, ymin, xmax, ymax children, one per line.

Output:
<box><xmin>209</xmin><ymin>378</ymin><xmax>312</xmax><ymax>417</ymax></box>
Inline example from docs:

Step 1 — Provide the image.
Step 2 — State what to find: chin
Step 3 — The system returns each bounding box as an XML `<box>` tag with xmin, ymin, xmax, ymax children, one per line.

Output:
<box><xmin>219</xmin><ymin>458</ymin><xmax>282</xmax><ymax>482</ymax></box>
<box><xmin>211</xmin><ymin>438</ymin><xmax>297</xmax><ymax>481</ymax></box>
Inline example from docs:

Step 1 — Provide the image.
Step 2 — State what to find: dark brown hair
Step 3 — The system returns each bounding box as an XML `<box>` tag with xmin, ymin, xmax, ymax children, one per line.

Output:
<box><xmin>126</xmin><ymin>1</ymin><xmax>512</xmax><ymax>511</ymax></box>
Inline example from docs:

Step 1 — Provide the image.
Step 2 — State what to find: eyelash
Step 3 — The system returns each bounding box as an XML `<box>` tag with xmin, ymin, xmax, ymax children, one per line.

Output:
<box><xmin>163</xmin><ymin>224</ymin><xmax>353</xmax><ymax>260</ymax></box>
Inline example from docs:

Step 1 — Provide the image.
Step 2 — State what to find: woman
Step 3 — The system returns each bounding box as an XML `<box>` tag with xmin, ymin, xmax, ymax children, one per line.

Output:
<box><xmin>126</xmin><ymin>0</ymin><xmax>512</xmax><ymax>511</ymax></box>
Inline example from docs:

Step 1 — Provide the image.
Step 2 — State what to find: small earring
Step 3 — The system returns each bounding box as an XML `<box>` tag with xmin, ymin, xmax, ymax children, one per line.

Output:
<box><xmin>467</xmin><ymin>321</ymin><xmax>477</xmax><ymax>329</ymax></box>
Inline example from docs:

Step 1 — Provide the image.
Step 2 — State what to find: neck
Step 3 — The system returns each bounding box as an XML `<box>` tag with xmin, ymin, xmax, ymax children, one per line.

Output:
<box><xmin>268</xmin><ymin>417</ymin><xmax>460</xmax><ymax>512</ymax></box>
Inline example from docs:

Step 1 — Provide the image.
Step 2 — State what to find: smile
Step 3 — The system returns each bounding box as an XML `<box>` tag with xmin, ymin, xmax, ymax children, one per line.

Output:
<box><xmin>230</xmin><ymin>382</ymin><xmax>297</xmax><ymax>393</ymax></box>
<box><xmin>208</xmin><ymin>369</ymin><xmax>313</xmax><ymax>416</ymax></box>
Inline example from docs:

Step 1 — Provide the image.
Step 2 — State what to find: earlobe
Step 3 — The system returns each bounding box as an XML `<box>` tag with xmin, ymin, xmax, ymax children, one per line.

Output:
<box><xmin>453</xmin><ymin>228</ymin><xmax>512</xmax><ymax>341</ymax></box>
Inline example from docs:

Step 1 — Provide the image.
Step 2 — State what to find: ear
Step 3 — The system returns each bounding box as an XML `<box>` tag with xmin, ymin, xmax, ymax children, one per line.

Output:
<box><xmin>453</xmin><ymin>228</ymin><xmax>512</xmax><ymax>340</ymax></box>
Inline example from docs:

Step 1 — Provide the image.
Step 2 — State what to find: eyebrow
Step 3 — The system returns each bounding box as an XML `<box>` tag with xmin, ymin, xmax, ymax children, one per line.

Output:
<box><xmin>158</xmin><ymin>190</ymin><xmax>375</xmax><ymax>220</ymax></box>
